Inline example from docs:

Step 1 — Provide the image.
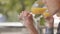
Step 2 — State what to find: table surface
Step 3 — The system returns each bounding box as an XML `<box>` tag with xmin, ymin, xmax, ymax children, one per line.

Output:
<box><xmin>0</xmin><ymin>22</ymin><xmax>58</xmax><ymax>28</ymax></box>
<box><xmin>0</xmin><ymin>22</ymin><xmax>24</xmax><ymax>27</ymax></box>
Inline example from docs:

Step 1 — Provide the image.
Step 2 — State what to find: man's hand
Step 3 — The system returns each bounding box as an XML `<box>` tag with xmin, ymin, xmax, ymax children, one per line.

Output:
<box><xmin>19</xmin><ymin>11</ymin><xmax>38</xmax><ymax>34</ymax></box>
<box><xmin>45</xmin><ymin>16</ymin><xmax>54</xmax><ymax>28</ymax></box>
<box><xmin>19</xmin><ymin>11</ymin><xmax>33</xmax><ymax>27</ymax></box>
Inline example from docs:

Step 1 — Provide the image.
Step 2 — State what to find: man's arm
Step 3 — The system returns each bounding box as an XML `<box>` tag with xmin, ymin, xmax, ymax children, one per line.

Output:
<box><xmin>26</xmin><ymin>23</ymin><xmax>38</xmax><ymax>34</ymax></box>
<box><xmin>19</xmin><ymin>11</ymin><xmax>38</xmax><ymax>34</ymax></box>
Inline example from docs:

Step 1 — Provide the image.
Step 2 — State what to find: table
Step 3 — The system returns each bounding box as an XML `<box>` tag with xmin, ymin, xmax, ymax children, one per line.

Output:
<box><xmin>0</xmin><ymin>22</ymin><xmax>25</xmax><ymax>28</ymax></box>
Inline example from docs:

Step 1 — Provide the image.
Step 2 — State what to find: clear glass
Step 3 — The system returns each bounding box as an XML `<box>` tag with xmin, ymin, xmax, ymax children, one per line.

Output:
<box><xmin>31</xmin><ymin>0</ymin><xmax>47</xmax><ymax>34</ymax></box>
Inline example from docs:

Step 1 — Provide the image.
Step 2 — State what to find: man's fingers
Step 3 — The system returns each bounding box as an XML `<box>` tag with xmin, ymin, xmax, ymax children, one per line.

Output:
<box><xmin>19</xmin><ymin>10</ymin><xmax>33</xmax><ymax>21</ymax></box>
<box><xmin>28</xmin><ymin>14</ymin><xmax>33</xmax><ymax>18</ymax></box>
<box><xmin>23</xmin><ymin>11</ymin><xmax>29</xmax><ymax>17</ymax></box>
<box><xmin>19</xmin><ymin>11</ymin><xmax>24</xmax><ymax>20</ymax></box>
<box><xmin>27</xmin><ymin>14</ymin><xmax>33</xmax><ymax>20</ymax></box>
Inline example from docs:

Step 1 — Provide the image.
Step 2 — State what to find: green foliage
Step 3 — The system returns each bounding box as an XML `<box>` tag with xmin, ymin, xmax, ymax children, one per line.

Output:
<box><xmin>40</xmin><ymin>17</ymin><xmax>45</xmax><ymax>26</ymax></box>
<box><xmin>0</xmin><ymin>0</ymin><xmax>36</xmax><ymax>22</ymax></box>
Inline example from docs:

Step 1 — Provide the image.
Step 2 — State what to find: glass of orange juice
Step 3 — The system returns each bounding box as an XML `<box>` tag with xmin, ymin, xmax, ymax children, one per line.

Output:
<box><xmin>31</xmin><ymin>0</ymin><xmax>51</xmax><ymax>22</ymax></box>
<box><xmin>31</xmin><ymin>8</ymin><xmax>51</xmax><ymax>18</ymax></box>
<box><xmin>31</xmin><ymin>1</ymin><xmax>51</xmax><ymax>34</ymax></box>
<box><xmin>31</xmin><ymin>0</ymin><xmax>50</xmax><ymax>18</ymax></box>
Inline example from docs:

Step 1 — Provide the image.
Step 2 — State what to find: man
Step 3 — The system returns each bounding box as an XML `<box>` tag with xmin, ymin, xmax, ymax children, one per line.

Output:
<box><xmin>19</xmin><ymin>0</ymin><xmax>60</xmax><ymax>34</ymax></box>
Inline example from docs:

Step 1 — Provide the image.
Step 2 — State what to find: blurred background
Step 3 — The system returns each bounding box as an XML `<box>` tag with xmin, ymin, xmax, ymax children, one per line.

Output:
<box><xmin>0</xmin><ymin>0</ymin><xmax>59</xmax><ymax>34</ymax></box>
<box><xmin>0</xmin><ymin>0</ymin><xmax>37</xmax><ymax>22</ymax></box>
<box><xmin>0</xmin><ymin>0</ymin><xmax>37</xmax><ymax>34</ymax></box>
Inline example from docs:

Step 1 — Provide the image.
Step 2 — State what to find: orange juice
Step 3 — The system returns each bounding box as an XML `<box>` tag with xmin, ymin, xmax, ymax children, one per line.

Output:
<box><xmin>31</xmin><ymin>8</ymin><xmax>51</xmax><ymax>17</ymax></box>
<box><xmin>43</xmin><ymin>12</ymin><xmax>51</xmax><ymax>18</ymax></box>
<box><xmin>31</xmin><ymin>8</ymin><xmax>47</xmax><ymax>14</ymax></box>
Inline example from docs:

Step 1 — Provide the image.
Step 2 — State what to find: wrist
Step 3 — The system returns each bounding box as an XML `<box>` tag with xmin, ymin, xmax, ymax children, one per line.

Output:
<box><xmin>26</xmin><ymin>24</ymin><xmax>38</xmax><ymax>34</ymax></box>
<box><xmin>24</xmin><ymin>20</ymin><xmax>34</xmax><ymax>27</ymax></box>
